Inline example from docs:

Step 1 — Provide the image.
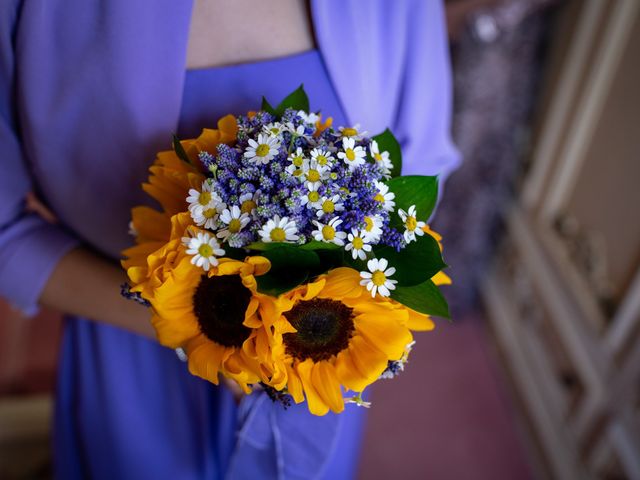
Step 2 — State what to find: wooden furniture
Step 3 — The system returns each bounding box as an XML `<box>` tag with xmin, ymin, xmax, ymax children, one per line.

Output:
<box><xmin>483</xmin><ymin>1</ymin><xmax>640</xmax><ymax>478</ymax></box>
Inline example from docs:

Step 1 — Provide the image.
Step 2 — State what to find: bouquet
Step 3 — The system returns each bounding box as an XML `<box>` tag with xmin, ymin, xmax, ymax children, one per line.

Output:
<box><xmin>122</xmin><ymin>86</ymin><xmax>451</xmax><ymax>416</ymax></box>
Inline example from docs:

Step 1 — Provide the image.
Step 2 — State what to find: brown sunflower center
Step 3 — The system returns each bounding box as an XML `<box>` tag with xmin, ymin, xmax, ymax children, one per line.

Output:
<box><xmin>192</xmin><ymin>275</ymin><xmax>252</xmax><ymax>348</ymax></box>
<box><xmin>283</xmin><ymin>298</ymin><xmax>355</xmax><ymax>362</ymax></box>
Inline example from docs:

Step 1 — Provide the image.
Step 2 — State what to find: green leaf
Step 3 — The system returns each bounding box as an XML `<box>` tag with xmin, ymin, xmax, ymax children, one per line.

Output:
<box><xmin>372</xmin><ymin>129</ymin><xmax>402</xmax><ymax>178</ymax></box>
<box><xmin>391</xmin><ymin>279</ymin><xmax>450</xmax><ymax>319</ymax></box>
<box><xmin>246</xmin><ymin>242</ymin><xmax>291</xmax><ymax>251</ymax></box>
<box><xmin>261</xmin><ymin>96</ymin><xmax>276</xmax><ymax>115</ymax></box>
<box><xmin>172</xmin><ymin>134</ymin><xmax>193</xmax><ymax>165</ymax></box>
<box><xmin>259</xmin><ymin>246</ymin><xmax>320</xmax><ymax>271</ymax></box>
<box><xmin>255</xmin><ymin>246</ymin><xmax>320</xmax><ymax>295</ymax></box>
<box><xmin>385</xmin><ymin>175</ymin><xmax>439</xmax><ymax>227</ymax></box>
<box><xmin>275</xmin><ymin>85</ymin><xmax>309</xmax><ymax>117</ymax></box>
<box><xmin>223</xmin><ymin>247</ymin><xmax>247</xmax><ymax>260</ymax></box>
<box><xmin>299</xmin><ymin>241</ymin><xmax>342</xmax><ymax>251</ymax></box>
<box><xmin>373</xmin><ymin>233</ymin><xmax>446</xmax><ymax>287</ymax></box>
<box><xmin>256</xmin><ymin>269</ymin><xmax>308</xmax><ymax>296</ymax></box>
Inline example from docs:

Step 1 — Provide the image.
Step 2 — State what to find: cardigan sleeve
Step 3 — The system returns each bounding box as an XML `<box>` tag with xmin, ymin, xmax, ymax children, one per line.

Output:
<box><xmin>394</xmin><ymin>0</ymin><xmax>462</xmax><ymax>181</ymax></box>
<box><xmin>0</xmin><ymin>1</ymin><xmax>80</xmax><ymax>315</ymax></box>
<box><xmin>312</xmin><ymin>0</ymin><xmax>461</xmax><ymax>181</ymax></box>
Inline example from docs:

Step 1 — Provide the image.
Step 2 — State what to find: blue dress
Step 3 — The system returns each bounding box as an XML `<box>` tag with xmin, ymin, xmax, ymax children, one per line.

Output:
<box><xmin>54</xmin><ymin>50</ymin><xmax>365</xmax><ymax>480</ymax></box>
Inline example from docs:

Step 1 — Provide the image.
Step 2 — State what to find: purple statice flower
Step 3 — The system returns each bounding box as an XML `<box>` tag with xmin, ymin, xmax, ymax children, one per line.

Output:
<box><xmin>381</xmin><ymin>224</ymin><xmax>405</xmax><ymax>252</ymax></box>
<box><xmin>216</xmin><ymin>144</ymin><xmax>240</xmax><ymax>169</ymax></box>
<box><xmin>238</xmin><ymin>182</ymin><xmax>256</xmax><ymax>195</ymax></box>
<box><xmin>198</xmin><ymin>151</ymin><xmax>215</xmax><ymax>171</ymax></box>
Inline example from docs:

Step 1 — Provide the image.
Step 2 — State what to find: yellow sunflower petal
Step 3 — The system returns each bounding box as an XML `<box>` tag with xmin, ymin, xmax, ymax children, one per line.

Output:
<box><xmin>245</xmin><ymin>255</ymin><xmax>271</xmax><ymax>276</ymax></box>
<box><xmin>316</xmin><ymin>267</ymin><xmax>362</xmax><ymax>299</ymax></box>
<box><xmin>131</xmin><ymin>206</ymin><xmax>171</xmax><ymax>243</ymax></box>
<box><xmin>405</xmin><ymin>308</ymin><xmax>435</xmax><ymax>331</ymax></box>
<box><xmin>150</xmin><ymin>311</ymin><xmax>201</xmax><ymax>348</ymax></box>
<box><xmin>186</xmin><ymin>334</ymin><xmax>225</xmax><ymax>385</ymax></box>
<box><xmin>354</xmin><ymin>314</ymin><xmax>413</xmax><ymax>360</ymax></box>
<box><xmin>335</xmin><ymin>348</ymin><xmax>370</xmax><ymax>393</ymax></box>
<box><xmin>285</xmin><ymin>363</ymin><xmax>304</xmax><ymax>404</ymax></box>
<box><xmin>311</xmin><ymin>362</ymin><xmax>345</xmax><ymax>413</ymax></box>
<box><xmin>348</xmin><ymin>335</ymin><xmax>388</xmax><ymax>386</ymax></box>
<box><xmin>432</xmin><ymin>271</ymin><xmax>452</xmax><ymax>286</ymax></box>
<box><xmin>297</xmin><ymin>359</ymin><xmax>330</xmax><ymax>416</ymax></box>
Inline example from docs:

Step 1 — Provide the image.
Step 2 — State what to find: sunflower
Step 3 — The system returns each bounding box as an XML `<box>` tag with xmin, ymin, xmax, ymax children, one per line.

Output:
<box><xmin>146</xmin><ymin>243</ymin><xmax>273</xmax><ymax>392</ymax></box>
<box><xmin>122</xmin><ymin>117</ymin><xmax>239</xmax><ymax>294</ymax></box>
<box><xmin>265</xmin><ymin>267</ymin><xmax>415</xmax><ymax>416</ymax></box>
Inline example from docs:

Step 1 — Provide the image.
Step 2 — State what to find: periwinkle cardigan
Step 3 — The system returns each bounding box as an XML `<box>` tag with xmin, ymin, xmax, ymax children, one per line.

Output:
<box><xmin>0</xmin><ymin>0</ymin><xmax>459</xmax><ymax>313</ymax></box>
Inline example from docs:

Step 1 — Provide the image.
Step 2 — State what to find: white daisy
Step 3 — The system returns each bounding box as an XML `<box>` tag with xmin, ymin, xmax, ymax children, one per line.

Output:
<box><xmin>297</xmin><ymin>110</ymin><xmax>320</xmax><ymax>124</ymax></box>
<box><xmin>301</xmin><ymin>160</ymin><xmax>330</xmax><ymax>184</ymax></box>
<box><xmin>288</xmin><ymin>147</ymin><xmax>306</xmax><ymax>168</ymax></box>
<box><xmin>398</xmin><ymin>205</ymin><xmax>427</xmax><ymax>244</ymax></box>
<box><xmin>310</xmin><ymin>147</ymin><xmax>334</xmax><ymax>167</ymax></box>
<box><xmin>239</xmin><ymin>191</ymin><xmax>260</xmax><ymax>217</ymax></box>
<box><xmin>337</xmin><ymin>137</ymin><xmax>366</xmax><ymax>170</ymax></box>
<box><xmin>373</xmin><ymin>181</ymin><xmax>395</xmax><ymax>212</ymax></box>
<box><xmin>285</xmin><ymin>122</ymin><xmax>306</xmax><ymax>136</ymax></box>
<box><xmin>186</xmin><ymin>180</ymin><xmax>219</xmax><ymax>213</ymax></box>
<box><xmin>370</xmin><ymin>140</ymin><xmax>393</xmax><ymax>178</ymax></box>
<box><xmin>192</xmin><ymin>204</ymin><xmax>223</xmax><ymax>230</ymax></box>
<box><xmin>316</xmin><ymin>194</ymin><xmax>345</xmax><ymax>218</ymax></box>
<box><xmin>262</xmin><ymin>122</ymin><xmax>285</xmax><ymax>137</ymax></box>
<box><xmin>338</xmin><ymin>124</ymin><xmax>368</xmax><ymax>140</ymax></box>
<box><xmin>258</xmin><ymin>216</ymin><xmax>299</xmax><ymax>243</ymax></box>
<box><xmin>312</xmin><ymin>217</ymin><xmax>347</xmax><ymax>246</ymax></box>
<box><xmin>217</xmin><ymin>205</ymin><xmax>251</xmax><ymax>241</ymax></box>
<box><xmin>182</xmin><ymin>231</ymin><xmax>225</xmax><ymax>272</ymax></box>
<box><xmin>361</xmin><ymin>215</ymin><xmax>384</xmax><ymax>243</ymax></box>
<box><xmin>244</xmin><ymin>133</ymin><xmax>281</xmax><ymax>164</ymax></box>
<box><xmin>359</xmin><ymin>258</ymin><xmax>397</xmax><ymax>298</ymax></box>
<box><xmin>300</xmin><ymin>182</ymin><xmax>323</xmax><ymax>209</ymax></box>
<box><xmin>345</xmin><ymin>229</ymin><xmax>372</xmax><ymax>260</ymax></box>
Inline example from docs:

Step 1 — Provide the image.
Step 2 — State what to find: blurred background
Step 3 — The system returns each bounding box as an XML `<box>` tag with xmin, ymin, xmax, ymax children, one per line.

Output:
<box><xmin>2</xmin><ymin>0</ymin><xmax>639</xmax><ymax>478</ymax></box>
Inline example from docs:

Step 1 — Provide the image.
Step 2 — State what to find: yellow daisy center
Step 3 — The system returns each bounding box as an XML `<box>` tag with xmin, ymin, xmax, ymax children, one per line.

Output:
<box><xmin>316</xmin><ymin>154</ymin><xmax>328</xmax><ymax>165</ymax></box>
<box><xmin>203</xmin><ymin>208</ymin><xmax>216</xmax><ymax>219</ymax></box>
<box><xmin>293</xmin><ymin>169</ymin><xmax>303</xmax><ymax>177</ymax></box>
<box><xmin>270</xmin><ymin>127</ymin><xmax>280</xmax><ymax>135</ymax></box>
<box><xmin>322</xmin><ymin>225</ymin><xmax>336</xmax><ymax>240</ymax></box>
<box><xmin>374</xmin><ymin>153</ymin><xmax>382</xmax><ymax>161</ymax></box>
<box><xmin>342</xmin><ymin>127</ymin><xmax>357</xmax><ymax>137</ymax></box>
<box><xmin>374</xmin><ymin>193</ymin><xmax>385</xmax><ymax>203</ymax></box>
<box><xmin>405</xmin><ymin>216</ymin><xmax>417</xmax><ymax>231</ymax></box>
<box><xmin>228</xmin><ymin>218</ymin><xmax>242</xmax><ymax>233</ymax></box>
<box><xmin>345</xmin><ymin>149</ymin><xmax>355</xmax><ymax>161</ymax></box>
<box><xmin>372</xmin><ymin>271</ymin><xmax>387</xmax><ymax>286</ymax></box>
<box><xmin>199</xmin><ymin>191</ymin><xmax>212</xmax><ymax>206</ymax></box>
<box><xmin>256</xmin><ymin>144</ymin><xmax>271</xmax><ymax>157</ymax></box>
<box><xmin>308</xmin><ymin>191</ymin><xmax>320</xmax><ymax>203</ymax></box>
<box><xmin>352</xmin><ymin>237</ymin><xmax>364</xmax><ymax>249</ymax></box>
<box><xmin>322</xmin><ymin>200</ymin><xmax>335</xmax><ymax>214</ymax></box>
<box><xmin>270</xmin><ymin>227</ymin><xmax>286</xmax><ymax>242</ymax></box>
<box><xmin>198</xmin><ymin>244</ymin><xmax>213</xmax><ymax>257</ymax></box>
<box><xmin>293</xmin><ymin>156</ymin><xmax>304</xmax><ymax>167</ymax></box>
<box><xmin>364</xmin><ymin>217</ymin><xmax>374</xmax><ymax>231</ymax></box>
<box><xmin>330</xmin><ymin>172</ymin><xmax>338</xmax><ymax>180</ymax></box>
<box><xmin>241</xmin><ymin>200</ymin><xmax>256</xmax><ymax>214</ymax></box>
<box><xmin>307</xmin><ymin>169</ymin><xmax>320</xmax><ymax>182</ymax></box>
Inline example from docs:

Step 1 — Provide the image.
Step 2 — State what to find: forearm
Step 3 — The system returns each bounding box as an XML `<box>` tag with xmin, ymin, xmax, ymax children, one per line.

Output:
<box><xmin>40</xmin><ymin>247</ymin><xmax>155</xmax><ymax>339</ymax></box>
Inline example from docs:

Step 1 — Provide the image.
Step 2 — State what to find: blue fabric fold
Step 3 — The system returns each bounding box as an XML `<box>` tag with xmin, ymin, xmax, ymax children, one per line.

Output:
<box><xmin>227</xmin><ymin>392</ymin><xmax>342</xmax><ymax>480</ymax></box>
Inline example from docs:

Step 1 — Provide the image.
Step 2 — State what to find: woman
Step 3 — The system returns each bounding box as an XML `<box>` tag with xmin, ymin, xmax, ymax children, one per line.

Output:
<box><xmin>0</xmin><ymin>0</ymin><xmax>459</xmax><ymax>478</ymax></box>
